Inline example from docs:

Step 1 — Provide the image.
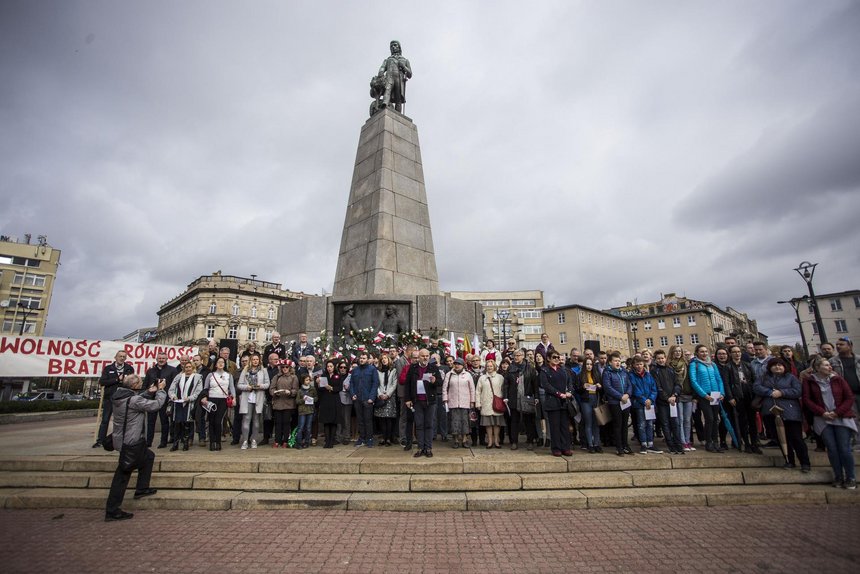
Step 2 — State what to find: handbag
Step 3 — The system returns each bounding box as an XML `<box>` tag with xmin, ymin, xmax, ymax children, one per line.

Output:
<box><xmin>492</xmin><ymin>394</ymin><xmax>506</xmax><ymax>414</ymax></box>
<box><xmin>594</xmin><ymin>403</ymin><xmax>613</xmax><ymax>426</ymax></box>
<box><xmin>212</xmin><ymin>372</ymin><xmax>235</xmax><ymax>408</ymax></box>
<box><xmin>565</xmin><ymin>399</ymin><xmax>580</xmax><ymax>420</ymax></box>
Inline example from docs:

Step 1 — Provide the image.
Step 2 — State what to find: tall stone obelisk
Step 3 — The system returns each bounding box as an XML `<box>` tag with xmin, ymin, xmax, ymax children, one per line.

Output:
<box><xmin>333</xmin><ymin>108</ymin><xmax>439</xmax><ymax>297</ymax></box>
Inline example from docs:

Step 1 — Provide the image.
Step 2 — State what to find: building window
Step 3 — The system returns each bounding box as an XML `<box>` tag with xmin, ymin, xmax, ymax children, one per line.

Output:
<box><xmin>643</xmin><ymin>321</ymin><xmax>652</xmax><ymax>331</ymax></box>
<box><xmin>645</xmin><ymin>337</ymin><xmax>654</xmax><ymax>348</ymax></box>
<box><xmin>8</xmin><ymin>296</ymin><xmax>41</xmax><ymax>309</ymax></box>
<box><xmin>2</xmin><ymin>320</ymin><xmax>36</xmax><ymax>334</ymax></box>
<box><xmin>3</xmin><ymin>256</ymin><xmax>41</xmax><ymax>267</ymax></box>
<box><xmin>831</xmin><ymin>299</ymin><xmax>843</xmax><ymax>311</ymax></box>
<box><xmin>265</xmin><ymin>329</ymin><xmax>273</xmax><ymax>342</ymax></box>
<box><xmin>812</xmin><ymin>323</ymin><xmax>819</xmax><ymax>335</ymax></box>
<box><xmin>519</xmin><ymin>310</ymin><xmax>541</xmax><ymax>319</ymax></box>
<box><xmin>511</xmin><ymin>299</ymin><xmax>535</xmax><ymax>306</ymax></box>
<box><xmin>557</xmin><ymin>312</ymin><xmax>565</xmax><ymax>324</ymax></box>
<box><xmin>673</xmin><ymin>317</ymin><xmax>681</xmax><ymax>327</ymax></box>
<box><xmin>659</xmin><ymin>336</ymin><xmax>668</xmax><ymax>347</ymax></box>
<box><xmin>807</xmin><ymin>303</ymin><xmax>815</xmax><ymax>314</ymax></box>
<box><xmin>232</xmin><ymin>302</ymin><xmax>239</xmax><ymax>316</ymax></box>
<box><xmin>208</xmin><ymin>302</ymin><xmax>217</xmax><ymax>314</ymax></box>
<box><xmin>675</xmin><ymin>335</ymin><xmax>684</xmax><ymax>345</ymax></box>
<box><xmin>657</xmin><ymin>319</ymin><xmax>666</xmax><ymax>330</ymax></box>
<box><xmin>12</xmin><ymin>272</ymin><xmax>46</xmax><ymax>287</ymax></box>
<box><xmin>251</xmin><ymin>305</ymin><xmax>257</xmax><ymax>318</ymax></box>
<box><xmin>248</xmin><ymin>327</ymin><xmax>257</xmax><ymax>341</ymax></box>
<box><xmin>691</xmin><ymin>334</ymin><xmax>699</xmax><ymax>344</ymax></box>
<box><xmin>688</xmin><ymin>315</ymin><xmax>696</xmax><ymax>326</ymax></box>
<box><xmin>835</xmin><ymin>320</ymin><xmax>848</xmax><ymax>333</ymax></box>
<box><xmin>228</xmin><ymin>325</ymin><xmax>238</xmax><ymax>339</ymax></box>
<box><xmin>854</xmin><ymin>295</ymin><xmax>860</xmax><ymax>308</ymax></box>
<box><xmin>521</xmin><ymin>325</ymin><xmax>543</xmax><ymax>335</ymax></box>
<box><xmin>268</xmin><ymin>307</ymin><xmax>276</xmax><ymax>320</ymax></box>
<box><xmin>559</xmin><ymin>332</ymin><xmax>567</xmax><ymax>344</ymax></box>
<box><xmin>206</xmin><ymin>325</ymin><xmax>215</xmax><ymax>338</ymax></box>
<box><xmin>481</xmin><ymin>300</ymin><xmax>507</xmax><ymax>307</ymax></box>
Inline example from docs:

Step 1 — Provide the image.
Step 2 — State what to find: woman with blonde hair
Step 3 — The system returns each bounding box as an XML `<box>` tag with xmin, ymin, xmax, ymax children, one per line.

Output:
<box><xmin>475</xmin><ymin>359</ymin><xmax>506</xmax><ymax>448</ymax></box>
<box><xmin>669</xmin><ymin>345</ymin><xmax>695</xmax><ymax>451</ymax></box>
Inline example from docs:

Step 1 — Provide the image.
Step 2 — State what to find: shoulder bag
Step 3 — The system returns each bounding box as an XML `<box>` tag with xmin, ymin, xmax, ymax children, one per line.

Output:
<box><xmin>491</xmin><ymin>376</ymin><xmax>506</xmax><ymax>414</ymax></box>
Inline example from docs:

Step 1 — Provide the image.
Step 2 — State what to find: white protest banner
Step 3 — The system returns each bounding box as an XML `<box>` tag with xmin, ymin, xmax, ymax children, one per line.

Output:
<box><xmin>0</xmin><ymin>335</ymin><xmax>197</xmax><ymax>378</ymax></box>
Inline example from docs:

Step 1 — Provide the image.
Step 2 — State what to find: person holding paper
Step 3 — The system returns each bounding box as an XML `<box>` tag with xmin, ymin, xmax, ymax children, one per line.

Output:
<box><xmin>237</xmin><ymin>354</ymin><xmax>271</xmax><ymax>450</ymax></box>
<box><xmin>574</xmin><ymin>357</ymin><xmax>603</xmax><ymax>454</ymax></box>
<box><xmin>295</xmin><ymin>374</ymin><xmax>318</xmax><ymax>449</ymax></box>
<box><xmin>167</xmin><ymin>359</ymin><xmax>204</xmax><ymax>452</ymax></box>
<box><xmin>374</xmin><ymin>354</ymin><xmax>399</xmax><ymax>446</ymax></box>
<box><xmin>538</xmin><ymin>351</ymin><xmax>574</xmax><ymax>457</ymax></box>
<box><xmin>602</xmin><ymin>352</ymin><xmax>633</xmax><ymax>456</ymax></box>
<box><xmin>729</xmin><ymin>346</ymin><xmax>763</xmax><ymax>454</ymax></box>
<box><xmin>404</xmin><ymin>348</ymin><xmax>442</xmax><ymax>457</ymax></box>
<box><xmin>443</xmin><ymin>357</ymin><xmax>476</xmax><ymax>448</ymax></box>
<box><xmin>651</xmin><ymin>350</ymin><xmax>684</xmax><ymax>454</ymax></box>
<box><xmin>317</xmin><ymin>360</ymin><xmax>344</xmax><ymax>449</ymax></box>
<box><xmin>269</xmin><ymin>360</ymin><xmax>298</xmax><ymax>448</ymax></box>
<box><xmin>630</xmin><ymin>357</ymin><xmax>661</xmax><ymax>454</ymax></box>
<box><xmin>688</xmin><ymin>344</ymin><xmax>725</xmax><ymax>453</ymax></box>
<box><xmin>350</xmin><ymin>351</ymin><xmax>380</xmax><ymax>448</ymax></box>
<box><xmin>475</xmin><ymin>359</ymin><xmax>507</xmax><ymax>449</ymax></box>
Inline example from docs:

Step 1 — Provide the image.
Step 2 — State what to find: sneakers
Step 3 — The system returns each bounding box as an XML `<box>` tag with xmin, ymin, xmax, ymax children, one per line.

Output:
<box><xmin>832</xmin><ymin>480</ymin><xmax>843</xmax><ymax>488</ymax></box>
<box><xmin>639</xmin><ymin>448</ymin><xmax>648</xmax><ymax>455</ymax></box>
<box><xmin>250</xmin><ymin>440</ymin><xmax>258</xmax><ymax>449</ymax></box>
<box><xmin>845</xmin><ymin>479</ymin><xmax>857</xmax><ymax>490</ymax></box>
<box><xmin>355</xmin><ymin>440</ymin><xmax>365</xmax><ymax>447</ymax></box>
<box><xmin>646</xmin><ymin>447</ymin><xmax>663</xmax><ymax>454</ymax></box>
<box><xmin>241</xmin><ymin>441</ymin><xmax>248</xmax><ymax>450</ymax></box>
<box><xmin>366</xmin><ymin>440</ymin><xmax>374</xmax><ymax>448</ymax></box>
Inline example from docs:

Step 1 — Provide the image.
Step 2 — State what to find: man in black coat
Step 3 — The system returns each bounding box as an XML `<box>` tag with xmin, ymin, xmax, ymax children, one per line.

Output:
<box><xmin>504</xmin><ymin>349</ymin><xmax>539</xmax><ymax>450</ymax></box>
<box><xmin>404</xmin><ymin>348</ymin><xmax>442</xmax><ymax>457</ymax></box>
<box><xmin>144</xmin><ymin>352</ymin><xmax>178</xmax><ymax>448</ymax></box>
<box><xmin>651</xmin><ymin>350</ymin><xmax>683</xmax><ymax>454</ymax></box>
<box><xmin>94</xmin><ymin>350</ymin><xmax>135</xmax><ymax>448</ymax></box>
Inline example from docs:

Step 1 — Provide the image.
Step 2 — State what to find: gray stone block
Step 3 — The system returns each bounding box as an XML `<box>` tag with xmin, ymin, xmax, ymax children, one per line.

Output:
<box><xmin>391</xmin><ymin>172</ymin><xmax>421</xmax><ymax>203</ymax></box>
<box><xmin>365</xmin><ymin>240</ymin><xmax>397</xmax><ymax>273</ymax></box>
<box><xmin>393</xmin><ymin>219</ymin><xmax>428</xmax><ymax>251</ymax></box>
<box><xmin>394</xmin><ymin>194</ymin><xmax>429</xmax><ymax>226</ymax></box>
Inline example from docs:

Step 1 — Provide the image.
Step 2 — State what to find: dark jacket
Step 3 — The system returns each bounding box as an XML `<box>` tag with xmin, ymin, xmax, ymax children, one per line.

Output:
<box><xmin>350</xmin><ymin>363</ymin><xmax>380</xmax><ymax>404</ymax></box>
<box><xmin>715</xmin><ymin>362</ymin><xmax>737</xmax><ymax>403</ymax></box>
<box><xmin>290</xmin><ymin>342</ymin><xmax>316</xmax><ymax>365</ymax></box>
<box><xmin>753</xmin><ymin>372</ymin><xmax>803</xmax><ymax>422</ymax></box>
<box><xmin>317</xmin><ymin>371</ymin><xmax>344</xmax><ymax>424</ymax></box>
<box><xmin>573</xmin><ymin>368</ymin><xmax>603</xmax><ymax>402</ymax></box>
<box><xmin>602</xmin><ymin>366</ymin><xmax>631</xmax><ymax>406</ymax></box>
<box><xmin>729</xmin><ymin>360</ymin><xmax>756</xmax><ymax>402</ymax></box>
<box><xmin>538</xmin><ymin>365</ymin><xmax>573</xmax><ymax>412</ymax></box>
<box><xmin>802</xmin><ymin>374</ymin><xmax>856</xmax><ymax>418</ymax></box>
<box><xmin>629</xmin><ymin>369</ymin><xmax>658</xmax><ymax>408</ymax></box>
<box><xmin>405</xmin><ymin>361</ymin><xmax>443</xmax><ymax>403</ymax></box>
<box><xmin>504</xmin><ymin>360</ymin><xmax>539</xmax><ymax>405</ymax></box>
<box><xmin>111</xmin><ymin>386</ymin><xmax>166</xmax><ymax>447</ymax></box>
<box><xmin>144</xmin><ymin>363</ymin><xmax>178</xmax><ymax>393</ymax></box>
<box><xmin>99</xmin><ymin>362</ymin><xmax>136</xmax><ymax>399</ymax></box>
<box><xmin>650</xmin><ymin>364</ymin><xmax>680</xmax><ymax>406</ymax></box>
<box><xmin>262</xmin><ymin>342</ymin><xmax>287</xmax><ymax>360</ymax></box>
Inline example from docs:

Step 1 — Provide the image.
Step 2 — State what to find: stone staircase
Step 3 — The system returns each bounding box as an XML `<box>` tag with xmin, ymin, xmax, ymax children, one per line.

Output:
<box><xmin>0</xmin><ymin>447</ymin><xmax>856</xmax><ymax>511</ymax></box>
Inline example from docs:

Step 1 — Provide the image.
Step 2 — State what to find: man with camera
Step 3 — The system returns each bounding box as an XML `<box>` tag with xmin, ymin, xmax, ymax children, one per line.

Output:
<box><xmin>93</xmin><ymin>350</ymin><xmax>135</xmax><ymax>449</ymax></box>
<box><xmin>105</xmin><ymin>374</ymin><xmax>167</xmax><ymax>521</ymax></box>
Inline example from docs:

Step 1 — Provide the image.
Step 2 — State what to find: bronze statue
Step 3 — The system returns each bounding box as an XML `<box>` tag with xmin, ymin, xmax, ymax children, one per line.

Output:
<box><xmin>375</xmin><ymin>40</ymin><xmax>412</xmax><ymax>114</ymax></box>
<box><xmin>378</xmin><ymin>304</ymin><xmax>407</xmax><ymax>341</ymax></box>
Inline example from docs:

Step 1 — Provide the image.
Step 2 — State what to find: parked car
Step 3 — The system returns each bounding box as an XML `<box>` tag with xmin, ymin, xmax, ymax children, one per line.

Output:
<box><xmin>61</xmin><ymin>394</ymin><xmax>85</xmax><ymax>402</ymax></box>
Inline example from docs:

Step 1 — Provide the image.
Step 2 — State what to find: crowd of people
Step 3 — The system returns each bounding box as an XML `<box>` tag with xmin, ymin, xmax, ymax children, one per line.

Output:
<box><xmin>97</xmin><ymin>331</ymin><xmax>859</xmax><ymax>520</ymax></box>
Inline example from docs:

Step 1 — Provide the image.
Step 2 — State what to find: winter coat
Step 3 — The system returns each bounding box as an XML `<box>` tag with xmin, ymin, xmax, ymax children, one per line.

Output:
<box><xmin>374</xmin><ymin>368</ymin><xmax>398</xmax><ymax>418</ymax></box>
<box><xmin>753</xmin><ymin>372</ymin><xmax>803</xmax><ymax>422</ymax></box>
<box><xmin>269</xmin><ymin>372</ymin><xmax>299</xmax><ymax>410</ymax></box>
<box><xmin>602</xmin><ymin>366</ymin><xmax>631</xmax><ymax>406</ymax></box>
<box><xmin>802</xmin><ymin>373</ymin><xmax>856</xmax><ymax>418</ymax></box>
<box><xmin>830</xmin><ymin>355</ymin><xmax>860</xmax><ymax>393</ymax></box>
<box><xmin>539</xmin><ymin>365</ymin><xmax>573</xmax><ymax>411</ymax></box>
<box><xmin>404</xmin><ymin>362</ymin><xmax>443</xmax><ymax>403</ymax></box>
<box><xmin>317</xmin><ymin>372</ymin><xmax>344</xmax><ymax>425</ymax></box>
<box><xmin>349</xmin><ymin>363</ymin><xmax>379</xmax><ymax>404</ymax></box>
<box><xmin>111</xmin><ymin>386</ymin><xmax>166</xmax><ymax>447</ymax></box>
<box><xmin>296</xmin><ymin>384</ymin><xmax>318</xmax><ymax>416</ymax></box>
<box><xmin>443</xmin><ymin>370</ymin><xmax>475</xmax><ymax>409</ymax></box>
<box><xmin>475</xmin><ymin>373</ymin><xmax>505</xmax><ymax>416</ymax></box>
<box><xmin>168</xmin><ymin>372</ymin><xmax>203</xmax><ymax>421</ymax></box>
<box><xmin>505</xmin><ymin>361</ymin><xmax>539</xmax><ymax>406</ymax></box>
<box><xmin>688</xmin><ymin>358</ymin><xmax>725</xmax><ymax>400</ymax></box>
<box><xmin>237</xmin><ymin>368</ymin><xmax>271</xmax><ymax>415</ymax></box>
<box><xmin>629</xmin><ymin>369</ymin><xmax>658</xmax><ymax>408</ymax></box>
<box><xmin>650</xmin><ymin>364</ymin><xmax>680</xmax><ymax>406</ymax></box>
<box><xmin>729</xmin><ymin>360</ymin><xmax>756</xmax><ymax>402</ymax></box>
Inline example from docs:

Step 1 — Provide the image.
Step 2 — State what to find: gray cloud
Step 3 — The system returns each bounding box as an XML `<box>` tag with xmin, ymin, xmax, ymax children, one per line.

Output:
<box><xmin>1</xmin><ymin>0</ymin><xmax>858</xmax><ymax>347</ymax></box>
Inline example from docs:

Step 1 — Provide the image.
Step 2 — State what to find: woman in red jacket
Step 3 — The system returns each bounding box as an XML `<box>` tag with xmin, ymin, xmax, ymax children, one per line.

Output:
<box><xmin>802</xmin><ymin>356</ymin><xmax>857</xmax><ymax>489</ymax></box>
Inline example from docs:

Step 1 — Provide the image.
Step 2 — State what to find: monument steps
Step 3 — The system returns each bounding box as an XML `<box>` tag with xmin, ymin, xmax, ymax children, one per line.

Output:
<box><xmin>0</xmin><ymin>449</ymin><xmax>856</xmax><ymax>511</ymax></box>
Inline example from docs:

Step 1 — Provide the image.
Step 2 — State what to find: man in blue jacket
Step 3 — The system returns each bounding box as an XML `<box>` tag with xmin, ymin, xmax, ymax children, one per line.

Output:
<box><xmin>602</xmin><ymin>352</ymin><xmax>634</xmax><ymax>456</ymax></box>
<box><xmin>630</xmin><ymin>357</ymin><xmax>661</xmax><ymax>454</ymax></box>
<box><xmin>350</xmin><ymin>351</ymin><xmax>379</xmax><ymax>447</ymax></box>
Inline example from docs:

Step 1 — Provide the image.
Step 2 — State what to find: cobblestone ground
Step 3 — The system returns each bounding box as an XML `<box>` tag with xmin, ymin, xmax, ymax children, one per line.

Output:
<box><xmin>2</xmin><ymin>504</ymin><xmax>858</xmax><ymax>573</ymax></box>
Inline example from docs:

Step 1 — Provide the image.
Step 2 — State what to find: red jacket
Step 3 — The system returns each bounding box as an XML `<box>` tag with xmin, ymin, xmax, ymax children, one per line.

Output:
<box><xmin>802</xmin><ymin>374</ymin><xmax>856</xmax><ymax>418</ymax></box>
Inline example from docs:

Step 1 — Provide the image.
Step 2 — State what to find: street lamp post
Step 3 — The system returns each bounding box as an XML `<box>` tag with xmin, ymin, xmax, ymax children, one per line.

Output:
<box><xmin>794</xmin><ymin>261</ymin><xmax>827</xmax><ymax>347</ymax></box>
<box><xmin>16</xmin><ymin>302</ymin><xmax>43</xmax><ymax>336</ymax></box>
<box><xmin>497</xmin><ymin>309</ymin><xmax>511</xmax><ymax>352</ymax></box>
<box><xmin>777</xmin><ymin>297</ymin><xmax>809</xmax><ymax>357</ymax></box>
<box><xmin>630</xmin><ymin>322</ymin><xmax>639</xmax><ymax>353</ymax></box>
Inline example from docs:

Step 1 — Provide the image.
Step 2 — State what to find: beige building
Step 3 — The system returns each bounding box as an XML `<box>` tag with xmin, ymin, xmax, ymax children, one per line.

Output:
<box><xmin>448</xmin><ymin>290</ymin><xmax>544</xmax><ymax>349</ymax></box>
<box><xmin>543</xmin><ymin>304</ymin><xmax>632</xmax><ymax>358</ymax></box>
<box><xmin>156</xmin><ymin>272</ymin><xmax>308</xmax><ymax>348</ymax></box>
<box><xmin>0</xmin><ymin>234</ymin><xmax>61</xmax><ymax>336</ymax></box>
<box><xmin>791</xmin><ymin>289</ymin><xmax>860</xmax><ymax>355</ymax></box>
<box><xmin>607</xmin><ymin>293</ymin><xmax>763</xmax><ymax>354</ymax></box>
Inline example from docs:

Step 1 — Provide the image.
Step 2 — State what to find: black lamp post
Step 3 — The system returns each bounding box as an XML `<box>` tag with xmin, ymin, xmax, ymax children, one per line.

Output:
<box><xmin>777</xmin><ymin>297</ymin><xmax>809</xmax><ymax>357</ymax></box>
<box><xmin>16</xmin><ymin>301</ymin><xmax>42</xmax><ymax>336</ymax></box>
<box><xmin>794</xmin><ymin>261</ymin><xmax>827</xmax><ymax>346</ymax></box>
<box><xmin>497</xmin><ymin>309</ymin><xmax>511</xmax><ymax>352</ymax></box>
<box><xmin>630</xmin><ymin>322</ymin><xmax>639</xmax><ymax>352</ymax></box>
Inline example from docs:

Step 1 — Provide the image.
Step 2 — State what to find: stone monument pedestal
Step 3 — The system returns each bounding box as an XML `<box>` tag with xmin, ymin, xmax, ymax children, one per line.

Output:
<box><xmin>279</xmin><ymin>107</ymin><xmax>482</xmax><ymax>345</ymax></box>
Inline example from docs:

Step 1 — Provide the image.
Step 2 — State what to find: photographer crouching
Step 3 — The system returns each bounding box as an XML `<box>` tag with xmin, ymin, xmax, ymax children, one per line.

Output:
<box><xmin>104</xmin><ymin>373</ymin><xmax>167</xmax><ymax>521</ymax></box>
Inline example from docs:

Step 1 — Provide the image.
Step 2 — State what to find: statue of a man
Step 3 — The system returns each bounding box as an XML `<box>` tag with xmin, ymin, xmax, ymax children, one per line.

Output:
<box><xmin>378</xmin><ymin>40</ymin><xmax>412</xmax><ymax>113</ymax></box>
<box><xmin>378</xmin><ymin>304</ymin><xmax>407</xmax><ymax>341</ymax></box>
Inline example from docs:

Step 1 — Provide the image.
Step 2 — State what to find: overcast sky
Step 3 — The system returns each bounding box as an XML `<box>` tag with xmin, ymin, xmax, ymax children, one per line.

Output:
<box><xmin>2</xmin><ymin>0</ymin><xmax>858</xmax><ymax>345</ymax></box>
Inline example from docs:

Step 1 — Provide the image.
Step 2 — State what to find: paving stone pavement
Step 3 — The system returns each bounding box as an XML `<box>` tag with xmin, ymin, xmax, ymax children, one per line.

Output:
<box><xmin>2</xmin><ymin>504</ymin><xmax>858</xmax><ymax>573</ymax></box>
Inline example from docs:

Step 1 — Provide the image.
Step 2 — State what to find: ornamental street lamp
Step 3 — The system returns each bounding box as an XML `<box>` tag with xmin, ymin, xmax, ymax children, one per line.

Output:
<box><xmin>794</xmin><ymin>261</ymin><xmax>827</xmax><ymax>346</ymax></box>
<box><xmin>630</xmin><ymin>322</ymin><xmax>639</xmax><ymax>352</ymax></box>
<box><xmin>16</xmin><ymin>301</ymin><xmax>43</xmax><ymax>336</ymax></box>
<box><xmin>777</xmin><ymin>297</ymin><xmax>809</xmax><ymax>357</ymax></box>
<box><xmin>497</xmin><ymin>309</ymin><xmax>511</xmax><ymax>352</ymax></box>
